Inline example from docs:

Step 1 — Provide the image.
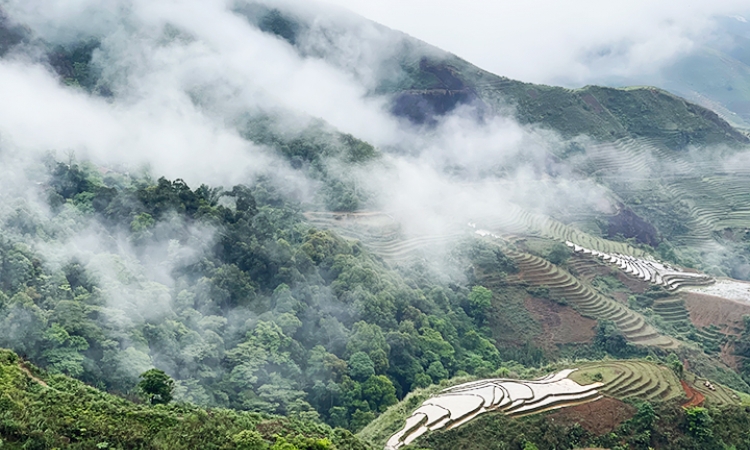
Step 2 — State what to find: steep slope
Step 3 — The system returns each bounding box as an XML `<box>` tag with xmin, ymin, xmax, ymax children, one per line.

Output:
<box><xmin>361</xmin><ymin>359</ymin><xmax>750</xmax><ymax>450</ymax></box>
<box><xmin>0</xmin><ymin>349</ymin><xmax>370</xmax><ymax>450</ymax></box>
<box><xmin>242</xmin><ymin>2</ymin><xmax>749</xmax><ymax>148</ymax></box>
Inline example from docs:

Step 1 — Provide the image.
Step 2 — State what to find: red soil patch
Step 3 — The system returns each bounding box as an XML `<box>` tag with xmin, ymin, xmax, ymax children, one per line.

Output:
<box><xmin>682</xmin><ymin>292</ymin><xmax>750</xmax><ymax>335</ymax></box>
<box><xmin>549</xmin><ymin>397</ymin><xmax>635</xmax><ymax>435</ymax></box>
<box><xmin>524</xmin><ymin>297</ymin><xmax>596</xmax><ymax>349</ymax></box>
<box><xmin>681</xmin><ymin>380</ymin><xmax>705</xmax><ymax>408</ymax></box>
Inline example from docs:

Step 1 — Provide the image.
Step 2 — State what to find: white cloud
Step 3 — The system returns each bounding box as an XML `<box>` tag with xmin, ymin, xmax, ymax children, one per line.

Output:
<box><xmin>324</xmin><ymin>0</ymin><xmax>750</xmax><ymax>86</ymax></box>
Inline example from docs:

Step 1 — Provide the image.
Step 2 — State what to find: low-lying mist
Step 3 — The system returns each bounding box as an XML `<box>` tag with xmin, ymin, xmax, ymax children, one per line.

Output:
<box><xmin>2</xmin><ymin>0</ymin><xmax>750</xmax><ymax>414</ymax></box>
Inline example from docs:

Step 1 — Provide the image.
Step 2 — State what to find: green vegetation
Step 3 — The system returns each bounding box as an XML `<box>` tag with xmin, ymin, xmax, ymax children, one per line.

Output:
<box><xmin>0</xmin><ymin>159</ymin><xmax>521</xmax><ymax>434</ymax></box>
<box><xmin>5</xmin><ymin>5</ymin><xmax>750</xmax><ymax>449</ymax></box>
<box><xmin>0</xmin><ymin>349</ymin><xmax>368</xmax><ymax>449</ymax></box>
<box><xmin>378</xmin><ymin>44</ymin><xmax>750</xmax><ymax>147</ymax></box>
<box><xmin>139</xmin><ymin>368</ymin><xmax>176</xmax><ymax>405</ymax></box>
<box><xmin>731</xmin><ymin>315</ymin><xmax>750</xmax><ymax>385</ymax></box>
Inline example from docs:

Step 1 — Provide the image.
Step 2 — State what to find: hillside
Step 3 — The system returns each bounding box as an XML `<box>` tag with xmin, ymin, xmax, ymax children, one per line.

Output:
<box><xmin>241</xmin><ymin>2</ymin><xmax>749</xmax><ymax>148</ymax></box>
<box><xmin>361</xmin><ymin>359</ymin><xmax>750</xmax><ymax>450</ymax></box>
<box><xmin>3</xmin><ymin>2</ymin><xmax>750</xmax><ymax>450</ymax></box>
<box><xmin>0</xmin><ymin>348</ymin><xmax>370</xmax><ymax>449</ymax></box>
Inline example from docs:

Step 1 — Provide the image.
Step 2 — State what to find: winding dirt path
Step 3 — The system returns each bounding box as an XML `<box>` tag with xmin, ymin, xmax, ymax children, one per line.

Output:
<box><xmin>681</xmin><ymin>380</ymin><xmax>705</xmax><ymax>408</ymax></box>
<box><xmin>19</xmin><ymin>363</ymin><xmax>48</xmax><ymax>387</ymax></box>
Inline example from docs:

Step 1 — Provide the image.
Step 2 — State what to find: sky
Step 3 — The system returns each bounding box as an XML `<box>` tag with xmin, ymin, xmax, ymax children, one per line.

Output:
<box><xmin>324</xmin><ymin>0</ymin><xmax>750</xmax><ymax>86</ymax></box>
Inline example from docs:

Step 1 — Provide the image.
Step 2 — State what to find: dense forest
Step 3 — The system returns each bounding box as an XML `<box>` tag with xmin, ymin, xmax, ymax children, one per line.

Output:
<box><xmin>0</xmin><ymin>156</ymin><xmax>522</xmax><ymax>433</ymax></box>
<box><xmin>6</xmin><ymin>2</ymin><xmax>750</xmax><ymax>449</ymax></box>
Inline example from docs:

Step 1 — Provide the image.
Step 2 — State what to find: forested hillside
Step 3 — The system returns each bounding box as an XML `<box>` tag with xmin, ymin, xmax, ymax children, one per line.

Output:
<box><xmin>0</xmin><ymin>348</ymin><xmax>369</xmax><ymax>449</ymax></box>
<box><xmin>0</xmin><ymin>158</ymin><xmax>517</xmax><ymax>431</ymax></box>
<box><xmin>4</xmin><ymin>1</ymin><xmax>750</xmax><ymax>450</ymax></box>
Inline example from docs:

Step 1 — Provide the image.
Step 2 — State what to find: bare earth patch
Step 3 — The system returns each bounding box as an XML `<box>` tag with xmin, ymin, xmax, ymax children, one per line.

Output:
<box><xmin>548</xmin><ymin>397</ymin><xmax>635</xmax><ymax>435</ymax></box>
<box><xmin>19</xmin><ymin>363</ymin><xmax>48</xmax><ymax>387</ymax></box>
<box><xmin>682</xmin><ymin>292</ymin><xmax>750</xmax><ymax>335</ymax></box>
<box><xmin>524</xmin><ymin>296</ymin><xmax>596</xmax><ymax>348</ymax></box>
<box><xmin>681</xmin><ymin>380</ymin><xmax>705</xmax><ymax>408</ymax></box>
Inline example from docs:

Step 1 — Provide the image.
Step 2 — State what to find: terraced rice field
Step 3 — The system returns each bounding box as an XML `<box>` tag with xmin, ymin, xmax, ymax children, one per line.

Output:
<box><xmin>571</xmin><ymin>359</ymin><xmax>744</xmax><ymax>407</ymax></box>
<box><xmin>652</xmin><ymin>299</ymin><xmax>693</xmax><ymax>334</ymax></box>
<box><xmin>571</xmin><ymin>360</ymin><xmax>684</xmax><ymax>402</ymax></box>
<box><xmin>478</xmin><ymin>205</ymin><xmax>647</xmax><ymax>257</ymax></box>
<box><xmin>576</xmin><ymin>137</ymin><xmax>750</xmax><ymax>247</ymax></box>
<box><xmin>683</xmin><ymin>372</ymin><xmax>743</xmax><ymax>407</ymax></box>
<box><xmin>566</xmin><ymin>256</ymin><xmax>609</xmax><ymax>284</ymax></box>
<box><xmin>666</xmin><ymin>176</ymin><xmax>750</xmax><ymax>233</ymax></box>
<box><xmin>692</xmin><ymin>324</ymin><xmax>727</xmax><ymax>352</ymax></box>
<box><xmin>566</xmin><ymin>242</ymin><xmax>714</xmax><ymax>291</ymax></box>
<box><xmin>507</xmin><ymin>250</ymin><xmax>678</xmax><ymax>349</ymax></box>
<box><xmin>385</xmin><ymin>369</ymin><xmax>602</xmax><ymax>450</ymax></box>
<box><xmin>303</xmin><ymin>212</ymin><xmax>464</xmax><ymax>263</ymax></box>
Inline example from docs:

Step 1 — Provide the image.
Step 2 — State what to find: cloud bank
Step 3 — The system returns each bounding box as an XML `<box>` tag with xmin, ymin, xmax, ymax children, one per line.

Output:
<box><xmin>325</xmin><ymin>0</ymin><xmax>750</xmax><ymax>87</ymax></box>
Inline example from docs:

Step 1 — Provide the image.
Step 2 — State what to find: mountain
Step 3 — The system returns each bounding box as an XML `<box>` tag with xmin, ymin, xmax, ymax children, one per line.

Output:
<box><xmin>240</xmin><ymin>3</ymin><xmax>748</xmax><ymax>149</ymax></box>
<box><xmin>601</xmin><ymin>14</ymin><xmax>750</xmax><ymax>130</ymax></box>
<box><xmin>2</xmin><ymin>2</ymin><xmax>750</xmax><ymax>450</ymax></box>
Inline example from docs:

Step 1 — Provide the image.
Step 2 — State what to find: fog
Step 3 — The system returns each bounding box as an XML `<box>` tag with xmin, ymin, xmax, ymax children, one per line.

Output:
<box><xmin>0</xmin><ymin>0</ymin><xmax>623</xmax><ymax>232</ymax></box>
<box><xmin>326</xmin><ymin>0</ymin><xmax>750</xmax><ymax>87</ymax></box>
<box><xmin>1</xmin><ymin>0</ymin><xmax>749</xmax><ymax>402</ymax></box>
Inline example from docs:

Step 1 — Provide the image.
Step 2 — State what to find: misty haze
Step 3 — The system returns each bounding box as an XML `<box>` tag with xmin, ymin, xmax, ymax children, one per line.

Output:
<box><xmin>1</xmin><ymin>1</ymin><xmax>750</xmax><ymax>449</ymax></box>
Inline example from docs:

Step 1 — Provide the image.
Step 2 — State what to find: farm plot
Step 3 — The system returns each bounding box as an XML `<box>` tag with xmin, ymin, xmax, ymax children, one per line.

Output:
<box><xmin>477</xmin><ymin>204</ymin><xmax>646</xmax><ymax>258</ymax></box>
<box><xmin>683</xmin><ymin>372</ymin><xmax>744</xmax><ymax>407</ymax></box>
<box><xmin>570</xmin><ymin>136</ymin><xmax>750</xmax><ymax>248</ymax></box>
<box><xmin>507</xmin><ymin>250</ymin><xmax>678</xmax><ymax>349</ymax></box>
<box><xmin>571</xmin><ymin>359</ymin><xmax>745</xmax><ymax>407</ymax></box>
<box><xmin>667</xmin><ymin>175</ymin><xmax>750</xmax><ymax>232</ymax></box>
<box><xmin>571</xmin><ymin>360</ymin><xmax>684</xmax><ymax>402</ymax></box>
<box><xmin>303</xmin><ymin>211</ymin><xmax>464</xmax><ymax>263</ymax></box>
<box><xmin>384</xmin><ymin>369</ymin><xmax>602</xmax><ymax>450</ymax></box>
<box><xmin>652</xmin><ymin>298</ymin><xmax>693</xmax><ymax>334</ymax></box>
<box><xmin>565</xmin><ymin>242</ymin><xmax>714</xmax><ymax>291</ymax></box>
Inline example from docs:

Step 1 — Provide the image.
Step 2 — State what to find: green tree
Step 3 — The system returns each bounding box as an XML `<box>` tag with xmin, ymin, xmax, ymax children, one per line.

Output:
<box><xmin>468</xmin><ymin>286</ymin><xmax>493</xmax><ymax>322</ymax></box>
<box><xmin>138</xmin><ymin>368</ymin><xmax>175</xmax><ymax>405</ymax></box>
<box><xmin>361</xmin><ymin>375</ymin><xmax>397</xmax><ymax>412</ymax></box>
<box><xmin>233</xmin><ymin>430</ymin><xmax>269</xmax><ymax>450</ymax></box>
<box><xmin>685</xmin><ymin>406</ymin><xmax>713</xmax><ymax>442</ymax></box>
<box><xmin>666</xmin><ymin>353</ymin><xmax>684</xmax><ymax>378</ymax></box>
<box><xmin>348</xmin><ymin>352</ymin><xmax>375</xmax><ymax>382</ymax></box>
<box><xmin>346</xmin><ymin>322</ymin><xmax>390</xmax><ymax>374</ymax></box>
<box><xmin>546</xmin><ymin>242</ymin><xmax>572</xmax><ymax>265</ymax></box>
<box><xmin>594</xmin><ymin>320</ymin><xmax>629</xmax><ymax>356</ymax></box>
<box><xmin>426</xmin><ymin>361</ymin><xmax>449</xmax><ymax>383</ymax></box>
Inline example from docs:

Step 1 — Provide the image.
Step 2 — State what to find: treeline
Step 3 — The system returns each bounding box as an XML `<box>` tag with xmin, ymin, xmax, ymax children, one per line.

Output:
<box><xmin>0</xmin><ymin>159</ymin><xmax>517</xmax><ymax>431</ymax></box>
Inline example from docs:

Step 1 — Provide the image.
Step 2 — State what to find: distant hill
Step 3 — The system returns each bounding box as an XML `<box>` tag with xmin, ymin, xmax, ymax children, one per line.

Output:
<box><xmin>241</xmin><ymin>2</ymin><xmax>749</xmax><ymax>149</ymax></box>
<box><xmin>600</xmin><ymin>15</ymin><xmax>750</xmax><ymax>129</ymax></box>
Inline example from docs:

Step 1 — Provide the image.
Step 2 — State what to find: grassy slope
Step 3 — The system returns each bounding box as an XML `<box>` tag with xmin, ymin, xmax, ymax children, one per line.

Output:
<box><xmin>0</xmin><ymin>349</ymin><xmax>370</xmax><ymax>450</ymax></box>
